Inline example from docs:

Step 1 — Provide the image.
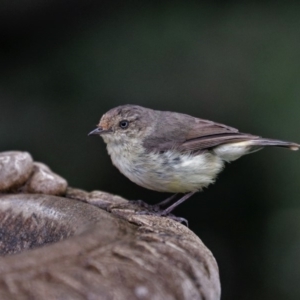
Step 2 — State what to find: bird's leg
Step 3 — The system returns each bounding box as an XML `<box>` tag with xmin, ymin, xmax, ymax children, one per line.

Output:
<box><xmin>132</xmin><ymin>192</ymin><xmax>196</xmax><ymax>226</ymax></box>
<box><xmin>161</xmin><ymin>191</ymin><xmax>196</xmax><ymax>215</ymax></box>
<box><xmin>131</xmin><ymin>194</ymin><xmax>178</xmax><ymax>211</ymax></box>
<box><xmin>155</xmin><ymin>193</ymin><xmax>178</xmax><ymax>208</ymax></box>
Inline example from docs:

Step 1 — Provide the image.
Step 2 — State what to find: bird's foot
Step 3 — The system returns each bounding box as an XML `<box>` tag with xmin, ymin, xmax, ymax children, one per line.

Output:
<box><xmin>130</xmin><ymin>193</ymin><xmax>195</xmax><ymax>227</ymax></box>
<box><xmin>130</xmin><ymin>194</ymin><xmax>178</xmax><ymax>212</ymax></box>
<box><xmin>161</xmin><ymin>213</ymin><xmax>188</xmax><ymax>227</ymax></box>
<box><xmin>134</xmin><ymin>205</ymin><xmax>188</xmax><ymax>226</ymax></box>
<box><xmin>144</xmin><ymin>210</ymin><xmax>188</xmax><ymax>226</ymax></box>
<box><xmin>130</xmin><ymin>200</ymin><xmax>161</xmax><ymax>211</ymax></box>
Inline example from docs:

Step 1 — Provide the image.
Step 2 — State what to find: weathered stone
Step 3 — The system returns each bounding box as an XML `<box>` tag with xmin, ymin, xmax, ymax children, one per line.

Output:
<box><xmin>0</xmin><ymin>151</ymin><xmax>33</xmax><ymax>191</ymax></box>
<box><xmin>23</xmin><ymin>162</ymin><xmax>67</xmax><ymax>195</ymax></box>
<box><xmin>0</xmin><ymin>194</ymin><xmax>221</xmax><ymax>300</ymax></box>
<box><xmin>66</xmin><ymin>187</ymin><xmax>128</xmax><ymax>208</ymax></box>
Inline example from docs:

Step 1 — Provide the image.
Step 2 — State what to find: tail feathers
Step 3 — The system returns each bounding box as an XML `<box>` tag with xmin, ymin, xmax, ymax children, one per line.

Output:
<box><xmin>251</xmin><ymin>138</ymin><xmax>299</xmax><ymax>151</ymax></box>
<box><xmin>213</xmin><ymin>137</ymin><xmax>299</xmax><ymax>162</ymax></box>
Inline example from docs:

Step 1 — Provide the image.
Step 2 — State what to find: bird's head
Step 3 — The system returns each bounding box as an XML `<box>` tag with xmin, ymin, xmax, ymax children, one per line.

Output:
<box><xmin>88</xmin><ymin>105</ymin><xmax>155</xmax><ymax>144</ymax></box>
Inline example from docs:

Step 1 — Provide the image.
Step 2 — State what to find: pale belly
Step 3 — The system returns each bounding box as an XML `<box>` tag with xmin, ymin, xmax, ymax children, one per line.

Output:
<box><xmin>107</xmin><ymin>144</ymin><xmax>224</xmax><ymax>193</ymax></box>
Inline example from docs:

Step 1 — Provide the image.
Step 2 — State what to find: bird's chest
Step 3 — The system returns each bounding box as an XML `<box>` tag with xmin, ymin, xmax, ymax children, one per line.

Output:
<box><xmin>106</xmin><ymin>141</ymin><xmax>145</xmax><ymax>178</ymax></box>
<box><xmin>106</xmin><ymin>140</ymin><xmax>223</xmax><ymax>193</ymax></box>
<box><xmin>106</xmin><ymin>141</ymin><xmax>175</xmax><ymax>190</ymax></box>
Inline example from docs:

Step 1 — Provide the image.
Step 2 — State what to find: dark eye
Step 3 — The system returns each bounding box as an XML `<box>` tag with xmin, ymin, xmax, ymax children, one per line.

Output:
<box><xmin>119</xmin><ymin>120</ymin><xmax>129</xmax><ymax>129</ymax></box>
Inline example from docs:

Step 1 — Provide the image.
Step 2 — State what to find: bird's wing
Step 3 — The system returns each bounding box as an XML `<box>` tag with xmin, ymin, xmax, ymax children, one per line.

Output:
<box><xmin>178</xmin><ymin>118</ymin><xmax>259</xmax><ymax>152</ymax></box>
<box><xmin>179</xmin><ymin>133</ymin><xmax>259</xmax><ymax>152</ymax></box>
<box><xmin>142</xmin><ymin>112</ymin><xmax>259</xmax><ymax>153</ymax></box>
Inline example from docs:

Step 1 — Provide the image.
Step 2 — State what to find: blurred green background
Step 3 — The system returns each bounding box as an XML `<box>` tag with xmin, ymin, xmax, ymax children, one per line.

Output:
<box><xmin>1</xmin><ymin>1</ymin><xmax>300</xmax><ymax>299</ymax></box>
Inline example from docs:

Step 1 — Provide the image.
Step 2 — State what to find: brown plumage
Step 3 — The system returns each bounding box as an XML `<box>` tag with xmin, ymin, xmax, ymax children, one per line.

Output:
<box><xmin>141</xmin><ymin>108</ymin><xmax>299</xmax><ymax>153</ymax></box>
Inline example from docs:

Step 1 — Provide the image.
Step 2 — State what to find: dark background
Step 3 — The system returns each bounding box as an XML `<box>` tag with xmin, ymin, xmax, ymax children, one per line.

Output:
<box><xmin>1</xmin><ymin>1</ymin><xmax>300</xmax><ymax>299</ymax></box>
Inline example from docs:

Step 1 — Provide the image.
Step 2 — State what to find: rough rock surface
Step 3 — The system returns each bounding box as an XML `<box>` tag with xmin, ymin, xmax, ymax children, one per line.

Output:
<box><xmin>0</xmin><ymin>194</ymin><xmax>221</xmax><ymax>300</ymax></box>
<box><xmin>0</xmin><ymin>151</ymin><xmax>33</xmax><ymax>191</ymax></box>
<box><xmin>0</xmin><ymin>151</ymin><xmax>67</xmax><ymax>195</ymax></box>
<box><xmin>23</xmin><ymin>162</ymin><xmax>67</xmax><ymax>195</ymax></box>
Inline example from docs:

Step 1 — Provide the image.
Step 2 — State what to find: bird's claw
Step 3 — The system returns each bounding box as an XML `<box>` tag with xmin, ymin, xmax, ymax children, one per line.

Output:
<box><xmin>135</xmin><ymin>204</ymin><xmax>188</xmax><ymax>227</ymax></box>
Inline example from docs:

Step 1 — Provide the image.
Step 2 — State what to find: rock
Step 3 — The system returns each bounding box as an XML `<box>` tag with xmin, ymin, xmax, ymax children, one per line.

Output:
<box><xmin>23</xmin><ymin>162</ymin><xmax>68</xmax><ymax>195</ymax></box>
<box><xmin>0</xmin><ymin>194</ymin><xmax>221</xmax><ymax>300</ymax></box>
<box><xmin>0</xmin><ymin>151</ymin><xmax>33</xmax><ymax>191</ymax></box>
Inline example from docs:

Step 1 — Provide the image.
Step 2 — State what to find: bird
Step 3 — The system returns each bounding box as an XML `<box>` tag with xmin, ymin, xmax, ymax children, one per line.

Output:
<box><xmin>89</xmin><ymin>104</ymin><xmax>299</xmax><ymax>218</ymax></box>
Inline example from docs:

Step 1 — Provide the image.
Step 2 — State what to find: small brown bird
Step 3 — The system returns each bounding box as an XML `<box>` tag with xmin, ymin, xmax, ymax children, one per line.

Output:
<box><xmin>89</xmin><ymin>105</ymin><xmax>299</xmax><ymax>218</ymax></box>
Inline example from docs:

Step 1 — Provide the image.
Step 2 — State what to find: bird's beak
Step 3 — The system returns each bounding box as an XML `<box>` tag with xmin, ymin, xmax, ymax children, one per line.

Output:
<box><xmin>88</xmin><ymin>127</ymin><xmax>111</xmax><ymax>136</ymax></box>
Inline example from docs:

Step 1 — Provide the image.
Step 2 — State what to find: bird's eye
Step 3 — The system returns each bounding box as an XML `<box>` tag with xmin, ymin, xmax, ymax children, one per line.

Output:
<box><xmin>119</xmin><ymin>120</ymin><xmax>129</xmax><ymax>129</ymax></box>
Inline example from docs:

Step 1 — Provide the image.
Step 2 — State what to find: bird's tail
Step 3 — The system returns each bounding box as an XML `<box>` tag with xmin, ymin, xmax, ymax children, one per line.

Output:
<box><xmin>250</xmin><ymin>138</ymin><xmax>299</xmax><ymax>151</ymax></box>
<box><xmin>213</xmin><ymin>136</ymin><xmax>299</xmax><ymax>162</ymax></box>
